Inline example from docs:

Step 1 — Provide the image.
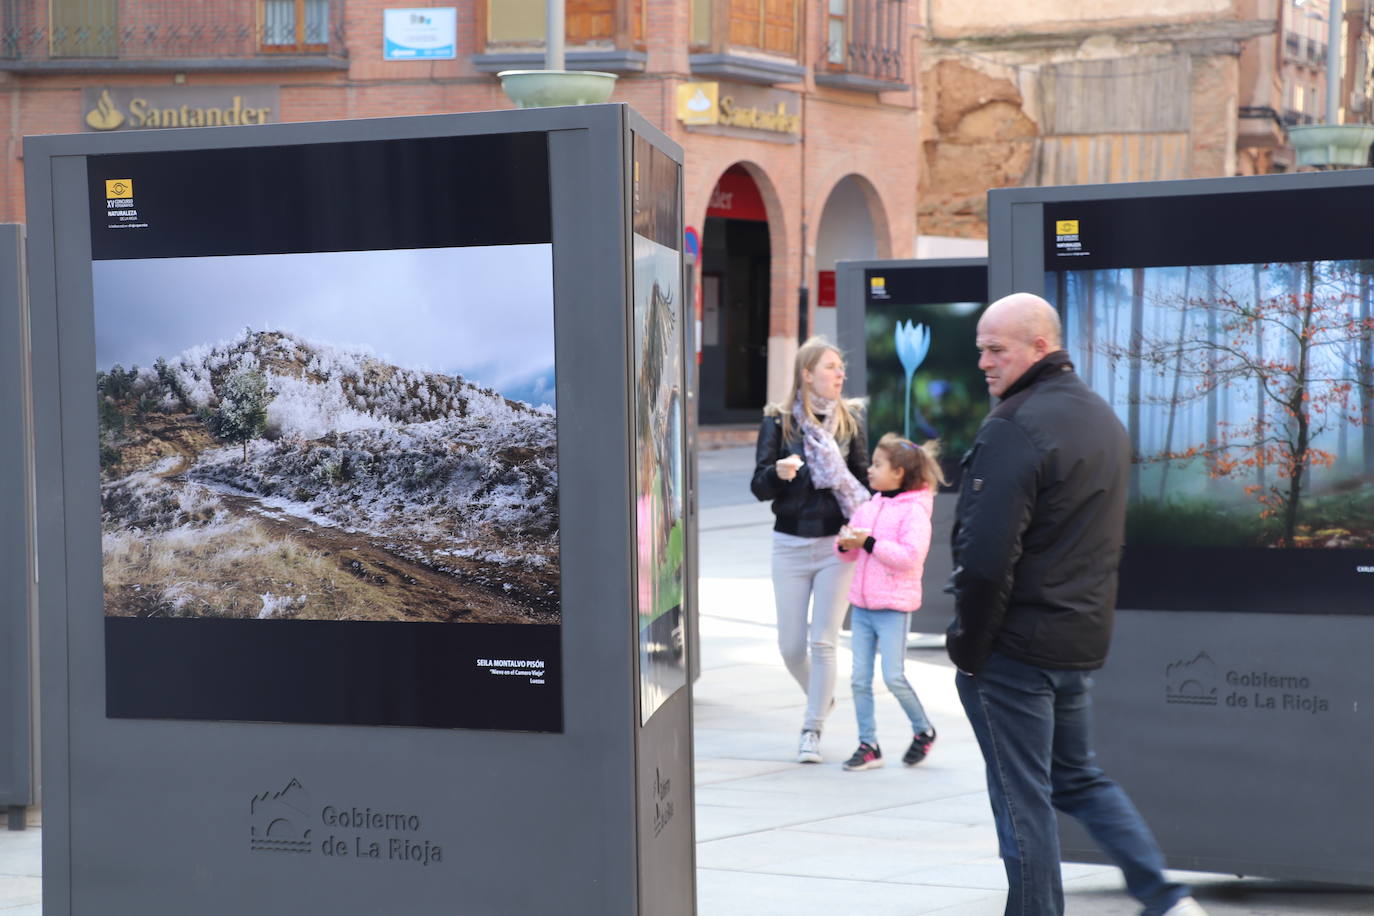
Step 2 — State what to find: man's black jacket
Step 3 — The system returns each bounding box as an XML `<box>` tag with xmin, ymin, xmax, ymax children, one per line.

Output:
<box><xmin>947</xmin><ymin>351</ymin><xmax>1129</xmax><ymax>674</ymax></box>
<box><xmin>751</xmin><ymin>409</ymin><xmax>869</xmax><ymax>538</ymax></box>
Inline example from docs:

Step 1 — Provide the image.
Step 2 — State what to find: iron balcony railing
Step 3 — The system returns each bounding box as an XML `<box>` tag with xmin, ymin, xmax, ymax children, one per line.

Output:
<box><xmin>1</xmin><ymin>1</ymin><xmax>347</xmax><ymax>64</ymax></box>
<box><xmin>822</xmin><ymin>0</ymin><xmax>906</xmax><ymax>85</ymax></box>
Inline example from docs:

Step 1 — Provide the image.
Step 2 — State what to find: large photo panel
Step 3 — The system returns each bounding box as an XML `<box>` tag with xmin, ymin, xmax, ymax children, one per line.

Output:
<box><xmin>1040</xmin><ymin>183</ymin><xmax>1374</xmax><ymax>615</ymax></box>
<box><xmin>631</xmin><ymin>133</ymin><xmax>686</xmax><ymax>724</ymax></box>
<box><xmin>90</xmin><ymin>133</ymin><xmax>564</xmax><ymax>730</ymax></box>
<box><xmin>863</xmin><ymin>263</ymin><xmax>988</xmax><ymax>485</ymax></box>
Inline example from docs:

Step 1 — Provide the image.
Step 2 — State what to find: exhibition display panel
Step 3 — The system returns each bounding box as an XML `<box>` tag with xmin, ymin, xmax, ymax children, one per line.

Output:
<box><xmin>989</xmin><ymin>172</ymin><xmax>1374</xmax><ymax>885</ymax></box>
<box><xmin>835</xmin><ymin>258</ymin><xmax>988</xmax><ymax>635</ymax></box>
<box><xmin>27</xmin><ymin>105</ymin><xmax>694</xmax><ymax>915</ymax></box>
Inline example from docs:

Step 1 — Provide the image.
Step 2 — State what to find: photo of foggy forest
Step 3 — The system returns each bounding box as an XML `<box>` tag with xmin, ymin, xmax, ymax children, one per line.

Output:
<box><xmin>1052</xmin><ymin>260</ymin><xmax>1374</xmax><ymax>550</ymax></box>
<box><xmin>95</xmin><ymin>245</ymin><xmax>560</xmax><ymax>625</ymax></box>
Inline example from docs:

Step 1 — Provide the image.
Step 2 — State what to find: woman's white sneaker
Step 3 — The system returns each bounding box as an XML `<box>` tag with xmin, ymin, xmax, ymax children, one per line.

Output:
<box><xmin>1162</xmin><ymin>896</ymin><xmax>1209</xmax><ymax>916</ymax></box>
<box><xmin>797</xmin><ymin>729</ymin><xmax>822</xmax><ymax>764</ymax></box>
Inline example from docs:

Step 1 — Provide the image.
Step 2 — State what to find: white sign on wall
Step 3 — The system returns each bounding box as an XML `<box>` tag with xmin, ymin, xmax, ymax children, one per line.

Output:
<box><xmin>383</xmin><ymin>8</ymin><xmax>457</xmax><ymax>60</ymax></box>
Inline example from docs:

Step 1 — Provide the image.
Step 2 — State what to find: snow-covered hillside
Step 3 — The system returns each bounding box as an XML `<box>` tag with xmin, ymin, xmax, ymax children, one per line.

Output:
<box><xmin>98</xmin><ymin>328</ymin><xmax>559</xmax><ymax>622</ymax></box>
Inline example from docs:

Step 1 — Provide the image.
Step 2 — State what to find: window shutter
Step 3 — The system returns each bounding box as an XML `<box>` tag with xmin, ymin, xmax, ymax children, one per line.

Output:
<box><xmin>630</xmin><ymin>0</ymin><xmax>646</xmax><ymax>42</ymax></box>
<box><xmin>729</xmin><ymin>0</ymin><xmax>763</xmax><ymax>49</ymax></box>
<box><xmin>50</xmin><ymin>0</ymin><xmax>118</xmax><ymax>58</ymax></box>
<box><xmin>567</xmin><ymin>0</ymin><xmax>616</xmax><ymax>43</ymax></box>
<box><xmin>763</xmin><ymin>0</ymin><xmax>796</xmax><ymax>56</ymax></box>
<box><xmin>729</xmin><ymin>0</ymin><xmax>796</xmax><ymax>55</ymax></box>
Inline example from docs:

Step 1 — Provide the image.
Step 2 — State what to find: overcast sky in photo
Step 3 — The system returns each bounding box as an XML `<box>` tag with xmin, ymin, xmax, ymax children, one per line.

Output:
<box><xmin>93</xmin><ymin>244</ymin><xmax>555</xmax><ymax>397</ymax></box>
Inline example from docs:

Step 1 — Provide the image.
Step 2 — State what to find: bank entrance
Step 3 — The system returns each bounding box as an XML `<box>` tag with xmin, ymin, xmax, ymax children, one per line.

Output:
<box><xmin>699</xmin><ymin>165</ymin><xmax>771</xmax><ymax>424</ymax></box>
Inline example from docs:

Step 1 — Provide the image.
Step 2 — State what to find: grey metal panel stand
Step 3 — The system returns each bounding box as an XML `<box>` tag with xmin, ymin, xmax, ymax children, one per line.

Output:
<box><xmin>990</xmin><ymin>171</ymin><xmax>1374</xmax><ymax>886</ymax></box>
<box><xmin>836</xmin><ymin>257</ymin><xmax>987</xmax><ymax>636</ymax></box>
<box><xmin>0</xmin><ymin>224</ymin><xmax>35</xmax><ymax>831</ymax></box>
<box><xmin>1061</xmin><ymin>609</ymin><xmax>1374</xmax><ymax>885</ymax></box>
<box><xmin>26</xmin><ymin>105</ymin><xmax>695</xmax><ymax>914</ymax></box>
<box><xmin>624</xmin><ymin>105</ymin><xmax>698</xmax><ymax>914</ymax></box>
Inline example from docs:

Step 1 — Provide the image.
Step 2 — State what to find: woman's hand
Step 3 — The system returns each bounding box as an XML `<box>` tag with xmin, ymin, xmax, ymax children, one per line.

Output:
<box><xmin>775</xmin><ymin>453</ymin><xmax>804</xmax><ymax>481</ymax></box>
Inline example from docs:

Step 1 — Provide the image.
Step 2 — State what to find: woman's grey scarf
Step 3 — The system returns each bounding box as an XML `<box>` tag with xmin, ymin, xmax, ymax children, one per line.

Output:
<box><xmin>793</xmin><ymin>394</ymin><xmax>868</xmax><ymax>519</ymax></box>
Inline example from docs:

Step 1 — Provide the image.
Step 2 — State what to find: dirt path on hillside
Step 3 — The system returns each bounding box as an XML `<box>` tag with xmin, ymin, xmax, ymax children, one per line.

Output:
<box><xmin>210</xmin><ymin>488</ymin><xmax>557</xmax><ymax>624</ymax></box>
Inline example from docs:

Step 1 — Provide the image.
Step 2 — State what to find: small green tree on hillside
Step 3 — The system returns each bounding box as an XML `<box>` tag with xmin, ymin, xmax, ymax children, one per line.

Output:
<box><xmin>210</xmin><ymin>369</ymin><xmax>274</xmax><ymax>462</ymax></box>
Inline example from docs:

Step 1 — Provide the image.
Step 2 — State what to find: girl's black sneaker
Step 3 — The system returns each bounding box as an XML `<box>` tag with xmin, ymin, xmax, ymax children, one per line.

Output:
<box><xmin>842</xmin><ymin>742</ymin><xmax>883</xmax><ymax>771</ymax></box>
<box><xmin>903</xmin><ymin>728</ymin><xmax>936</xmax><ymax>766</ymax></box>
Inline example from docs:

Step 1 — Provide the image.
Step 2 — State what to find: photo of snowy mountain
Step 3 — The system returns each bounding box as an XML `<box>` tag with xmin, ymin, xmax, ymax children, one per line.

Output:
<box><xmin>95</xmin><ymin>245</ymin><xmax>558</xmax><ymax>624</ymax></box>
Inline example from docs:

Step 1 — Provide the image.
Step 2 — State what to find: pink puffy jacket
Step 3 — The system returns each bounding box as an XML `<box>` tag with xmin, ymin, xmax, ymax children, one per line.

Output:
<box><xmin>835</xmin><ymin>488</ymin><xmax>935</xmax><ymax>613</ymax></box>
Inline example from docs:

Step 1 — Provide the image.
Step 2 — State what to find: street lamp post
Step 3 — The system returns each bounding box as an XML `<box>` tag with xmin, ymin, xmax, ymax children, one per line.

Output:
<box><xmin>1325</xmin><ymin>0</ymin><xmax>1340</xmax><ymax>125</ymax></box>
<box><xmin>546</xmin><ymin>0</ymin><xmax>565</xmax><ymax>71</ymax></box>
<box><xmin>497</xmin><ymin>0</ymin><xmax>618</xmax><ymax>108</ymax></box>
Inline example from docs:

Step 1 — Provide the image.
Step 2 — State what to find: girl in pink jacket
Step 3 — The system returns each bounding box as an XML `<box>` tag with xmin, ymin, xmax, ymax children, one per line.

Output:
<box><xmin>835</xmin><ymin>434</ymin><xmax>946</xmax><ymax>771</ymax></box>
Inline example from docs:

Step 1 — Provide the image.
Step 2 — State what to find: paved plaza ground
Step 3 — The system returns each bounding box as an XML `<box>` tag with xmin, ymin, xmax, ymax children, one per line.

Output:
<box><xmin>3</xmin><ymin>444</ymin><xmax>1372</xmax><ymax>914</ymax></box>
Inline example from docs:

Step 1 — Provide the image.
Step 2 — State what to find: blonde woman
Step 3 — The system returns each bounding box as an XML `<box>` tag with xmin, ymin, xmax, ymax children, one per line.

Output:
<box><xmin>751</xmin><ymin>337</ymin><xmax>869</xmax><ymax>763</ymax></box>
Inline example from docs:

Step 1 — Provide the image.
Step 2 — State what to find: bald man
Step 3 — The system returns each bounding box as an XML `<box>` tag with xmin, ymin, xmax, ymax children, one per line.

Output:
<box><xmin>948</xmin><ymin>294</ymin><xmax>1207</xmax><ymax>916</ymax></box>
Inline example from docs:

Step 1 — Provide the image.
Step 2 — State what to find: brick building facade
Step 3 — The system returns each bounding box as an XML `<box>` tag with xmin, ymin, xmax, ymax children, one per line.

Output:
<box><xmin>0</xmin><ymin>0</ymin><xmax>924</xmax><ymax>415</ymax></box>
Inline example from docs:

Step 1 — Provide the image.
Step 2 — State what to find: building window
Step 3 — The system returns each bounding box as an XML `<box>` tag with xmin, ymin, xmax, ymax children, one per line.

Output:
<box><xmin>50</xmin><ymin>0</ymin><xmax>118</xmax><ymax>58</ymax></box>
<box><xmin>691</xmin><ymin>0</ymin><xmax>712</xmax><ymax>47</ymax></box>
<box><xmin>261</xmin><ymin>0</ymin><xmax>329</xmax><ymax>53</ymax></box>
<box><xmin>728</xmin><ymin>0</ymin><xmax>799</xmax><ymax>57</ymax></box>
<box><xmin>826</xmin><ymin>0</ymin><xmax>845</xmax><ymax>64</ymax></box>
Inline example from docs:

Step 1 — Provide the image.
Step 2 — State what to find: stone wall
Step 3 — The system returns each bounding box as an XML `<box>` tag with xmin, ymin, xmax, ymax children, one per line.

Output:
<box><xmin>918</xmin><ymin>2</ymin><xmax>1270</xmax><ymax>239</ymax></box>
<box><xmin>918</xmin><ymin>60</ymin><xmax>1036</xmax><ymax>239</ymax></box>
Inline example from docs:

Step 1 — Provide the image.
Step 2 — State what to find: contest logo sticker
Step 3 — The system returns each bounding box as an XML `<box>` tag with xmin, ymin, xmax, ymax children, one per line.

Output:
<box><xmin>86</xmin><ymin>90</ymin><xmax>126</xmax><ymax>131</ymax></box>
<box><xmin>250</xmin><ymin>778</ymin><xmax>313</xmax><ymax>854</ymax></box>
<box><xmin>1165</xmin><ymin>651</ymin><xmax>1217</xmax><ymax>705</ymax></box>
<box><xmin>1054</xmin><ymin>217</ymin><xmax>1087</xmax><ymax>257</ymax></box>
<box><xmin>103</xmin><ymin>177</ymin><xmax>147</xmax><ymax>231</ymax></box>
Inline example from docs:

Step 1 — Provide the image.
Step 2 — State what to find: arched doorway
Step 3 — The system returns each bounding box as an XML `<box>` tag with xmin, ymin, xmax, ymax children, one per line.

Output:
<box><xmin>699</xmin><ymin>165</ymin><xmax>771</xmax><ymax>424</ymax></box>
<box><xmin>813</xmin><ymin>175</ymin><xmax>880</xmax><ymax>343</ymax></box>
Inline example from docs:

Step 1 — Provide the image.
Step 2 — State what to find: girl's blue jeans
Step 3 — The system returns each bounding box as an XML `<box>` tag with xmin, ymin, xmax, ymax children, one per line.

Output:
<box><xmin>849</xmin><ymin>606</ymin><xmax>930</xmax><ymax>745</ymax></box>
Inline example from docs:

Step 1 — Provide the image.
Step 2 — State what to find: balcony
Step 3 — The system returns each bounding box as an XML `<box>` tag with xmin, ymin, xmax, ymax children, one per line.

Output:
<box><xmin>1283</xmin><ymin>30</ymin><xmax>1329</xmax><ymax>69</ymax></box>
<box><xmin>0</xmin><ymin>1</ymin><xmax>348</xmax><ymax>73</ymax></box>
<box><xmin>1285</xmin><ymin>30</ymin><xmax>1300</xmax><ymax>58</ymax></box>
<box><xmin>815</xmin><ymin>0</ymin><xmax>908</xmax><ymax>93</ymax></box>
<box><xmin>1237</xmin><ymin>105</ymin><xmax>1288</xmax><ymax>149</ymax></box>
<box><xmin>688</xmin><ymin>0</ymin><xmax>805</xmax><ymax>86</ymax></box>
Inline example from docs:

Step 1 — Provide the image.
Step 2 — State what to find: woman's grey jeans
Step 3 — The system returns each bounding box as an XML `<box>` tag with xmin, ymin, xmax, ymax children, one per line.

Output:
<box><xmin>771</xmin><ymin>531</ymin><xmax>856</xmax><ymax>732</ymax></box>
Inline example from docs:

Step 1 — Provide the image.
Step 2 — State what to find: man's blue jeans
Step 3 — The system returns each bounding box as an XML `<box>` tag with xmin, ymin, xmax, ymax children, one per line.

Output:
<box><xmin>956</xmin><ymin>652</ymin><xmax>1190</xmax><ymax>916</ymax></box>
<box><xmin>850</xmin><ymin>606</ymin><xmax>930</xmax><ymax>745</ymax></box>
